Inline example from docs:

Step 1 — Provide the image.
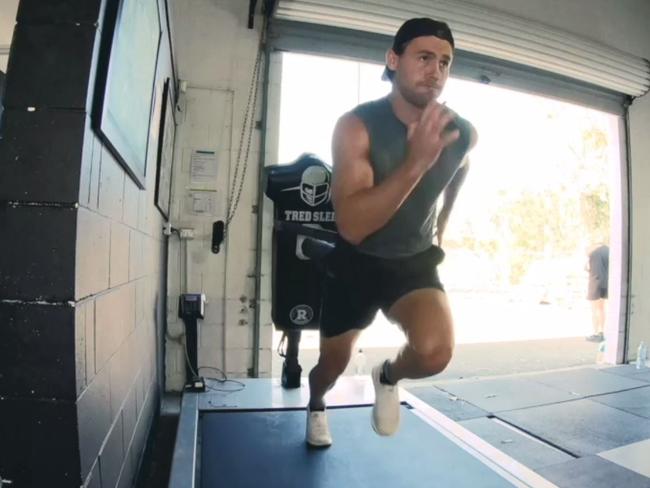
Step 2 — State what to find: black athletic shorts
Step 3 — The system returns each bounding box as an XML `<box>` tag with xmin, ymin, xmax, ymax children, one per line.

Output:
<box><xmin>320</xmin><ymin>239</ymin><xmax>445</xmax><ymax>338</ymax></box>
<box><xmin>587</xmin><ymin>280</ymin><xmax>608</xmax><ymax>300</ymax></box>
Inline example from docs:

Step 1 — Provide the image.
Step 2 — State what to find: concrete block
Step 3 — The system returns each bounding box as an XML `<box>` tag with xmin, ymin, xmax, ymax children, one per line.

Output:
<box><xmin>76</xmin><ymin>207</ymin><xmax>110</xmax><ymax>299</ymax></box>
<box><xmin>110</xmin><ymin>222</ymin><xmax>130</xmax><ymax>287</ymax></box>
<box><xmin>98</xmin><ymin>147</ymin><xmax>125</xmax><ymax>221</ymax></box>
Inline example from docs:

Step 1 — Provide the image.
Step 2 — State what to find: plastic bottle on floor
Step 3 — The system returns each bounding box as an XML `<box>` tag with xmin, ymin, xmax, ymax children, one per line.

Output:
<box><xmin>596</xmin><ymin>340</ymin><xmax>606</xmax><ymax>365</ymax></box>
<box><xmin>354</xmin><ymin>348</ymin><xmax>367</xmax><ymax>376</ymax></box>
<box><xmin>636</xmin><ymin>341</ymin><xmax>647</xmax><ymax>369</ymax></box>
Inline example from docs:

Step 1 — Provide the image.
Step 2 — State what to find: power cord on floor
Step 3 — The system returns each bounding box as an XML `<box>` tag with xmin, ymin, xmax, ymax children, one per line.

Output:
<box><xmin>178</xmin><ymin>323</ymin><xmax>246</xmax><ymax>393</ymax></box>
<box><xmin>199</xmin><ymin>366</ymin><xmax>246</xmax><ymax>393</ymax></box>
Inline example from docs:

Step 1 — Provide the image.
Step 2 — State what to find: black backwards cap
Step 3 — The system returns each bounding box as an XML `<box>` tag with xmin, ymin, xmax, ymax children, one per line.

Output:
<box><xmin>382</xmin><ymin>18</ymin><xmax>455</xmax><ymax>81</ymax></box>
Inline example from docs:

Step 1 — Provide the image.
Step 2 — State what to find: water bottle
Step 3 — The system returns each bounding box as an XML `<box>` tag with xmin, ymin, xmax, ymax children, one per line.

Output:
<box><xmin>354</xmin><ymin>348</ymin><xmax>367</xmax><ymax>376</ymax></box>
<box><xmin>596</xmin><ymin>340</ymin><xmax>606</xmax><ymax>365</ymax></box>
<box><xmin>636</xmin><ymin>341</ymin><xmax>647</xmax><ymax>369</ymax></box>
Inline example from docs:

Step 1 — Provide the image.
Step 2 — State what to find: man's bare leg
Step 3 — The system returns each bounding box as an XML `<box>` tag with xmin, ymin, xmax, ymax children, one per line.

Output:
<box><xmin>590</xmin><ymin>298</ymin><xmax>605</xmax><ymax>338</ymax></box>
<box><xmin>306</xmin><ymin>329</ymin><xmax>361</xmax><ymax>447</ymax></box>
<box><xmin>587</xmin><ymin>298</ymin><xmax>606</xmax><ymax>341</ymax></box>
<box><xmin>308</xmin><ymin>329</ymin><xmax>361</xmax><ymax>409</ymax></box>
<box><xmin>370</xmin><ymin>288</ymin><xmax>454</xmax><ymax>436</ymax></box>
<box><xmin>385</xmin><ymin>288</ymin><xmax>455</xmax><ymax>383</ymax></box>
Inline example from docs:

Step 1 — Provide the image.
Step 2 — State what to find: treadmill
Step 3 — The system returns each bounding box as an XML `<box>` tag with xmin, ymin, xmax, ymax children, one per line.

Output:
<box><xmin>168</xmin><ymin>155</ymin><xmax>557</xmax><ymax>488</ymax></box>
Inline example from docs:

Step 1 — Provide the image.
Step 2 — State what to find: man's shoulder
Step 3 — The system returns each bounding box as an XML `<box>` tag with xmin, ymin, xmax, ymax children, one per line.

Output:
<box><xmin>446</xmin><ymin>108</ymin><xmax>471</xmax><ymax>129</ymax></box>
<box><xmin>446</xmin><ymin>109</ymin><xmax>477</xmax><ymax>151</ymax></box>
<box><xmin>336</xmin><ymin>100</ymin><xmax>387</xmax><ymax>141</ymax></box>
<box><xmin>352</xmin><ymin>96</ymin><xmax>390</xmax><ymax>118</ymax></box>
<box><xmin>332</xmin><ymin>111</ymin><xmax>370</xmax><ymax>154</ymax></box>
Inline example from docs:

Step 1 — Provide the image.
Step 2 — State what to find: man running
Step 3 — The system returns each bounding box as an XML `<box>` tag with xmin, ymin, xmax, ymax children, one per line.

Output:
<box><xmin>306</xmin><ymin>17</ymin><xmax>478</xmax><ymax>447</ymax></box>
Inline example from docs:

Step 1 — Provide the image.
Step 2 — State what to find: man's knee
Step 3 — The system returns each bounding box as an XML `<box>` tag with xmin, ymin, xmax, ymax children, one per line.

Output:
<box><xmin>416</xmin><ymin>342</ymin><xmax>454</xmax><ymax>376</ymax></box>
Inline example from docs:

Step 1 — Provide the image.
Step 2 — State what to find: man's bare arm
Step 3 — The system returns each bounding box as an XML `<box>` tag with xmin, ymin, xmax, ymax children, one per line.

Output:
<box><xmin>441</xmin><ymin>157</ymin><xmax>470</xmax><ymax>213</ymax></box>
<box><xmin>441</xmin><ymin>124</ymin><xmax>477</xmax><ymax>212</ymax></box>
<box><xmin>331</xmin><ymin>114</ymin><xmax>421</xmax><ymax>245</ymax></box>
<box><xmin>436</xmin><ymin>124</ymin><xmax>478</xmax><ymax>245</ymax></box>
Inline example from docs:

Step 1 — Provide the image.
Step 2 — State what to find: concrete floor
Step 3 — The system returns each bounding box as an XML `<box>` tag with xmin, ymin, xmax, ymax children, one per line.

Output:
<box><xmin>408</xmin><ymin>364</ymin><xmax>650</xmax><ymax>487</ymax></box>
<box><xmin>274</xmin><ymin>336</ymin><xmax>602</xmax><ymax>383</ymax></box>
<box><xmin>156</xmin><ymin>363</ymin><xmax>650</xmax><ymax>488</ymax></box>
<box><xmin>142</xmin><ymin>337</ymin><xmax>606</xmax><ymax>487</ymax></box>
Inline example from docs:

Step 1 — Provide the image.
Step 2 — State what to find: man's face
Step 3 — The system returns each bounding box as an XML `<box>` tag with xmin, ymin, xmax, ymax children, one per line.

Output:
<box><xmin>387</xmin><ymin>36</ymin><xmax>453</xmax><ymax>108</ymax></box>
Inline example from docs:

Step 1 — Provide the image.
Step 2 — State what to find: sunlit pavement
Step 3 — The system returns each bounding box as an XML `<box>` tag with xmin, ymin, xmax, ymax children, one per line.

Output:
<box><xmin>272</xmin><ymin>293</ymin><xmax>600</xmax><ymax>381</ymax></box>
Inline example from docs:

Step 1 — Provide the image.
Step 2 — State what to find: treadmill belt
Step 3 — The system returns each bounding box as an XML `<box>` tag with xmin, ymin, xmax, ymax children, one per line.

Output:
<box><xmin>200</xmin><ymin>406</ymin><xmax>517</xmax><ymax>487</ymax></box>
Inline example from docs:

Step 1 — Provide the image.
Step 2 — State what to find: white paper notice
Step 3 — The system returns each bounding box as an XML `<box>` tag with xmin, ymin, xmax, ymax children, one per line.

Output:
<box><xmin>188</xmin><ymin>191</ymin><xmax>217</xmax><ymax>215</ymax></box>
<box><xmin>190</xmin><ymin>150</ymin><xmax>218</xmax><ymax>184</ymax></box>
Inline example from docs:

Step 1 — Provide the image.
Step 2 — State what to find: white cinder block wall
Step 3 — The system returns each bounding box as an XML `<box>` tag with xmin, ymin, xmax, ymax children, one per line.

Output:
<box><xmin>165</xmin><ymin>0</ymin><xmax>650</xmax><ymax>390</ymax></box>
<box><xmin>166</xmin><ymin>0</ymin><xmax>273</xmax><ymax>389</ymax></box>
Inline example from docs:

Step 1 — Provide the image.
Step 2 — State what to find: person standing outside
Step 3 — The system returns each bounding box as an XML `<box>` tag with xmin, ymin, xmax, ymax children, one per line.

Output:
<box><xmin>586</xmin><ymin>243</ymin><xmax>609</xmax><ymax>342</ymax></box>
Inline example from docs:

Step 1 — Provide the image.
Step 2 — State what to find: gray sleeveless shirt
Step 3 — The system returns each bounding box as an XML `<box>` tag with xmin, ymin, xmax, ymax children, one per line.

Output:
<box><xmin>351</xmin><ymin>96</ymin><xmax>471</xmax><ymax>258</ymax></box>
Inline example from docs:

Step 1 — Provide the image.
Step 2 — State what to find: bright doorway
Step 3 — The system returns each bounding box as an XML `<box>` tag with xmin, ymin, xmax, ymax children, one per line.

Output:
<box><xmin>271</xmin><ymin>52</ymin><xmax>623</xmax><ymax>379</ymax></box>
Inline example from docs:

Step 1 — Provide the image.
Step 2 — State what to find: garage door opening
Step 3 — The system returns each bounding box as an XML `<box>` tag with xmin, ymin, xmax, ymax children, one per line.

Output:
<box><xmin>270</xmin><ymin>51</ymin><xmax>624</xmax><ymax>380</ymax></box>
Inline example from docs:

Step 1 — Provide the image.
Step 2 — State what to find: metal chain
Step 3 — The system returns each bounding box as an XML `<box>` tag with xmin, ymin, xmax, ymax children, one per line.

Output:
<box><xmin>225</xmin><ymin>19</ymin><xmax>266</xmax><ymax>229</ymax></box>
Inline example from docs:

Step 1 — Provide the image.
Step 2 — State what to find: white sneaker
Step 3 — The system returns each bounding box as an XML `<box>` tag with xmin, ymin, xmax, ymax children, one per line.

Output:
<box><xmin>306</xmin><ymin>407</ymin><xmax>333</xmax><ymax>447</ymax></box>
<box><xmin>371</xmin><ymin>362</ymin><xmax>400</xmax><ymax>436</ymax></box>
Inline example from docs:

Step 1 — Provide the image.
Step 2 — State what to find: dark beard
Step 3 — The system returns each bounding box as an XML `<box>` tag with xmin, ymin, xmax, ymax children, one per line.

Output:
<box><xmin>398</xmin><ymin>82</ymin><xmax>432</xmax><ymax>109</ymax></box>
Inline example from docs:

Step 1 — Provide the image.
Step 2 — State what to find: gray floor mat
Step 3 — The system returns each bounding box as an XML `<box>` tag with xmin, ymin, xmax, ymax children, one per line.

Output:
<box><xmin>437</xmin><ymin>377</ymin><xmax>578</xmax><ymax>413</ymax></box>
<box><xmin>525</xmin><ymin>368</ymin><xmax>648</xmax><ymax>396</ymax></box>
<box><xmin>406</xmin><ymin>385</ymin><xmax>488</xmax><ymax>421</ymax></box>
<box><xmin>459</xmin><ymin>417</ymin><xmax>573</xmax><ymax>470</ymax></box>
<box><xmin>635</xmin><ymin>370</ymin><xmax>650</xmax><ymax>382</ymax></box>
<box><xmin>497</xmin><ymin>399</ymin><xmax>650</xmax><ymax>456</ymax></box>
<box><xmin>599</xmin><ymin>365</ymin><xmax>650</xmax><ymax>381</ymax></box>
<box><xmin>590</xmin><ymin>386</ymin><xmax>650</xmax><ymax>419</ymax></box>
<box><xmin>535</xmin><ymin>455</ymin><xmax>650</xmax><ymax>488</ymax></box>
